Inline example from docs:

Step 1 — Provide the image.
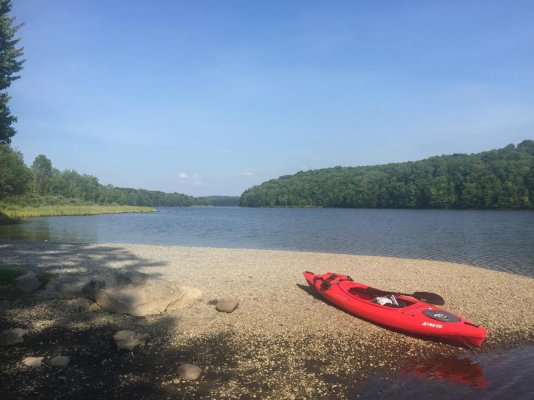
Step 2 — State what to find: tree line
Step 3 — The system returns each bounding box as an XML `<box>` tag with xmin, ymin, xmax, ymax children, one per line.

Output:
<box><xmin>0</xmin><ymin>149</ymin><xmax>239</xmax><ymax>206</ymax></box>
<box><xmin>240</xmin><ymin>140</ymin><xmax>534</xmax><ymax>209</ymax></box>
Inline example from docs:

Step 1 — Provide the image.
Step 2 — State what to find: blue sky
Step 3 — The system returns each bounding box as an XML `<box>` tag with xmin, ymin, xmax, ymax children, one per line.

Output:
<box><xmin>9</xmin><ymin>0</ymin><xmax>534</xmax><ymax>196</ymax></box>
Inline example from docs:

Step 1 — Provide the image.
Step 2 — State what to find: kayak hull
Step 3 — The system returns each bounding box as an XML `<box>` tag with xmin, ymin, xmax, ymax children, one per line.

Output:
<box><xmin>304</xmin><ymin>271</ymin><xmax>487</xmax><ymax>347</ymax></box>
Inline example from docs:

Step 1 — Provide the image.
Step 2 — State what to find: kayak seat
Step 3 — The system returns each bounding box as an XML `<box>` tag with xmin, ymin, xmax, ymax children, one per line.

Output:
<box><xmin>382</xmin><ymin>299</ymin><xmax>409</xmax><ymax>308</ymax></box>
<box><xmin>347</xmin><ymin>287</ymin><xmax>411</xmax><ymax>308</ymax></box>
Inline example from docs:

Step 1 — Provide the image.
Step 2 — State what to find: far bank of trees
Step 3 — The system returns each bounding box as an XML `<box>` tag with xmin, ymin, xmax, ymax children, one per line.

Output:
<box><xmin>0</xmin><ymin>150</ymin><xmax>239</xmax><ymax>207</ymax></box>
<box><xmin>240</xmin><ymin>140</ymin><xmax>534</xmax><ymax>210</ymax></box>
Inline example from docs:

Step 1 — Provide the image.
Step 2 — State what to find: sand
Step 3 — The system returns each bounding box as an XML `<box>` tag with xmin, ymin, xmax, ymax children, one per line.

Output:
<box><xmin>1</xmin><ymin>240</ymin><xmax>533</xmax><ymax>399</ymax></box>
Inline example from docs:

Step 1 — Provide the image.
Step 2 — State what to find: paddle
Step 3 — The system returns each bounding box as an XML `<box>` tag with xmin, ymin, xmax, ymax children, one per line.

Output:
<box><xmin>366</xmin><ymin>287</ymin><xmax>445</xmax><ymax>306</ymax></box>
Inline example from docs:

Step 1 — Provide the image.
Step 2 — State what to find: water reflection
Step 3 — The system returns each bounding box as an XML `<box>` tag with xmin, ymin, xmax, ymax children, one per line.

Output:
<box><xmin>354</xmin><ymin>353</ymin><xmax>488</xmax><ymax>399</ymax></box>
<box><xmin>0</xmin><ymin>219</ymin><xmax>52</xmax><ymax>241</ymax></box>
<box><xmin>0</xmin><ymin>216</ymin><xmax>98</xmax><ymax>243</ymax></box>
<box><xmin>355</xmin><ymin>346</ymin><xmax>534</xmax><ymax>399</ymax></box>
<box><xmin>399</xmin><ymin>355</ymin><xmax>488</xmax><ymax>389</ymax></box>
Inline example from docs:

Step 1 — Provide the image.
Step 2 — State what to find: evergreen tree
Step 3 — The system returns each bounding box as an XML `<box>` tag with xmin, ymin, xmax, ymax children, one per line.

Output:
<box><xmin>0</xmin><ymin>0</ymin><xmax>24</xmax><ymax>144</ymax></box>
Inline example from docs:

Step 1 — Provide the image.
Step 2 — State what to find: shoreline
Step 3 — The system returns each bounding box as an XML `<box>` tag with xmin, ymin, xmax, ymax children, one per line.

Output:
<box><xmin>1</xmin><ymin>240</ymin><xmax>533</xmax><ymax>399</ymax></box>
<box><xmin>0</xmin><ymin>205</ymin><xmax>155</xmax><ymax>222</ymax></box>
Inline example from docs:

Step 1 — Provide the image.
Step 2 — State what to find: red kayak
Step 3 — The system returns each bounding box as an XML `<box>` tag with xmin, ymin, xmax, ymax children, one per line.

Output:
<box><xmin>303</xmin><ymin>271</ymin><xmax>487</xmax><ymax>347</ymax></box>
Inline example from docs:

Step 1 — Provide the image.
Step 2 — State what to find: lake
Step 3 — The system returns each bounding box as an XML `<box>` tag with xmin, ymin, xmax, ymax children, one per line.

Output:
<box><xmin>1</xmin><ymin>207</ymin><xmax>533</xmax><ymax>278</ymax></box>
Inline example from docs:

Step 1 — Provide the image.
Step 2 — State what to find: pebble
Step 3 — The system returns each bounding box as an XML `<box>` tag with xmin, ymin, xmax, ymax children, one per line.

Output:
<box><xmin>50</xmin><ymin>355</ymin><xmax>70</xmax><ymax>367</ymax></box>
<box><xmin>113</xmin><ymin>330</ymin><xmax>149</xmax><ymax>351</ymax></box>
<box><xmin>177</xmin><ymin>363</ymin><xmax>202</xmax><ymax>380</ymax></box>
<box><xmin>22</xmin><ymin>356</ymin><xmax>44</xmax><ymax>368</ymax></box>
<box><xmin>216</xmin><ymin>297</ymin><xmax>239</xmax><ymax>313</ymax></box>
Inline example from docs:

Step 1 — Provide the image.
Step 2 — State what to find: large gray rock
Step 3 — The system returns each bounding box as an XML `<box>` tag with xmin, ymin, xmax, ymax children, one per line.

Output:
<box><xmin>82</xmin><ymin>270</ymin><xmax>202</xmax><ymax>317</ymax></box>
<box><xmin>14</xmin><ymin>272</ymin><xmax>41</xmax><ymax>293</ymax></box>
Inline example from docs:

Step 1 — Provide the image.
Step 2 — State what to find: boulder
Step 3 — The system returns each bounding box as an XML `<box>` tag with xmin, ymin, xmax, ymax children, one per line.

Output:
<box><xmin>14</xmin><ymin>272</ymin><xmax>41</xmax><ymax>293</ymax></box>
<box><xmin>43</xmin><ymin>278</ymin><xmax>88</xmax><ymax>298</ymax></box>
<box><xmin>0</xmin><ymin>328</ymin><xmax>28</xmax><ymax>346</ymax></box>
<box><xmin>83</xmin><ymin>270</ymin><xmax>202</xmax><ymax>317</ymax></box>
<box><xmin>177</xmin><ymin>363</ymin><xmax>202</xmax><ymax>380</ymax></box>
<box><xmin>216</xmin><ymin>297</ymin><xmax>240</xmax><ymax>313</ymax></box>
<box><xmin>113</xmin><ymin>330</ymin><xmax>149</xmax><ymax>351</ymax></box>
<box><xmin>50</xmin><ymin>355</ymin><xmax>70</xmax><ymax>367</ymax></box>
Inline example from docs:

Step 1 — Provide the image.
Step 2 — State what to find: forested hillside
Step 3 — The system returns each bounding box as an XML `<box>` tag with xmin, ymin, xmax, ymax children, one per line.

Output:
<box><xmin>0</xmin><ymin>149</ymin><xmax>239</xmax><ymax>207</ymax></box>
<box><xmin>240</xmin><ymin>140</ymin><xmax>534</xmax><ymax>209</ymax></box>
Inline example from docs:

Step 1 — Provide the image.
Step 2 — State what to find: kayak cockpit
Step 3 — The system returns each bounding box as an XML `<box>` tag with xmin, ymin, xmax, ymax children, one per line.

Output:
<box><xmin>345</xmin><ymin>286</ymin><xmax>416</xmax><ymax>308</ymax></box>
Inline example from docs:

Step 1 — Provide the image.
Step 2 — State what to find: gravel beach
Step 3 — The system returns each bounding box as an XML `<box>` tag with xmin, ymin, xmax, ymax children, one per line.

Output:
<box><xmin>1</xmin><ymin>240</ymin><xmax>533</xmax><ymax>399</ymax></box>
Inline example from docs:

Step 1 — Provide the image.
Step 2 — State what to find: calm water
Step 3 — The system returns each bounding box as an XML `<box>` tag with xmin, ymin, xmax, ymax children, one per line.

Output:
<box><xmin>1</xmin><ymin>207</ymin><xmax>533</xmax><ymax>277</ymax></box>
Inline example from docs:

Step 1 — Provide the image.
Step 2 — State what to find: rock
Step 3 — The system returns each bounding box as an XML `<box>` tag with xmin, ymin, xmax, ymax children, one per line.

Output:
<box><xmin>88</xmin><ymin>302</ymin><xmax>101</xmax><ymax>312</ymax></box>
<box><xmin>22</xmin><ymin>356</ymin><xmax>44</xmax><ymax>368</ymax></box>
<box><xmin>177</xmin><ymin>363</ymin><xmax>202</xmax><ymax>380</ymax></box>
<box><xmin>216</xmin><ymin>297</ymin><xmax>239</xmax><ymax>313</ymax></box>
<box><xmin>113</xmin><ymin>330</ymin><xmax>149</xmax><ymax>351</ymax></box>
<box><xmin>14</xmin><ymin>272</ymin><xmax>41</xmax><ymax>293</ymax></box>
<box><xmin>83</xmin><ymin>270</ymin><xmax>202</xmax><ymax>317</ymax></box>
<box><xmin>50</xmin><ymin>355</ymin><xmax>70</xmax><ymax>367</ymax></box>
<box><xmin>1</xmin><ymin>328</ymin><xmax>28</xmax><ymax>346</ymax></box>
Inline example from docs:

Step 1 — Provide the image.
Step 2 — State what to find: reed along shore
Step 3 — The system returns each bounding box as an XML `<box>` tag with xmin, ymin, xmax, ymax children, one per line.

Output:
<box><xmin>0</xmin><ymin>204</ymin><xmax>154</xmax><ymax>221</ymax></box>
<box><xmin>1</xmin><ymin>240</ymin><xmax>533</xmax><ymax>399</ymax></box>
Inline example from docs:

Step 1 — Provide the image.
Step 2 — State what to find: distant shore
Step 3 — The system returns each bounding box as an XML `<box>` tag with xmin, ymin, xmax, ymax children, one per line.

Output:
<box><xmin>1</xmin><ymin>240</ymin><xmax>533</xmax><ymax>399</ymax></box>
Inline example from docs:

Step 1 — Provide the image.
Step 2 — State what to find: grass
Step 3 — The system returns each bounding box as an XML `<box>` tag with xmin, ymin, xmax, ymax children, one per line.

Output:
<box><xmin>0</xmin><ymin>196</ymin><xmax>155</xmax><ymax>222</ymax></box>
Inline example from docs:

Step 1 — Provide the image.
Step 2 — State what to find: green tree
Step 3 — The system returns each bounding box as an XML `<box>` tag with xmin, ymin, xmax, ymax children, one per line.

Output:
<box><xmin>0</xmin><ymin>0</ymin><xmax>24</xmax><ymax>144</ymax></box>
<box><xmin>0</xmin><ymin>143</ymin><xmax>31</xmax><ymax>198</ymax></box>
<box><xmin>31</xmin><ymin>154</ymin><xmax>53</xmax><ymax>195</ymax></box>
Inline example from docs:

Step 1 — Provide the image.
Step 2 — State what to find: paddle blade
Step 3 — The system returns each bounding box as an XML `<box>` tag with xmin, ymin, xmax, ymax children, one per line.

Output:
<box><xmin>412</xmin><ymin>292</ymin><xmax>445</xmax><ymax>306</ymax></box>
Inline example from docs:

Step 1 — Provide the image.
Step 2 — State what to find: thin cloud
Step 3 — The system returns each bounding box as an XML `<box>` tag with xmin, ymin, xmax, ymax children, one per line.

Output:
<box><xmin>178</xmin><ymin>172</ymin><xmax>202</xmax><ymax>186</ymax></box>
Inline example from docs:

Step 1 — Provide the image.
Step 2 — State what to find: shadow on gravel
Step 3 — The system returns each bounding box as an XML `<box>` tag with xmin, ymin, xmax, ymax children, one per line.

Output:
<box><xmin>0</xmin><ymin>240</ymin><xmax>166</xmax><ymax>281</ymax></box>
<box><xmin>0</xmin><ymin>241</ymin><xmax>239</xmax><ymax>399</ymax></box>
<box><xmin>295</xmin><ymin>283</ymin><xmax>322</xmax><ymax>300</ymax></box>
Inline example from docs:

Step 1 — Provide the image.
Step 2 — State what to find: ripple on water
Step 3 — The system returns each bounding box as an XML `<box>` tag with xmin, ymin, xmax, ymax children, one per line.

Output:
<box><xmin>1</xmin><ymin>208</ymin><xmax>533</xmax><ymax>277</ymax></box>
